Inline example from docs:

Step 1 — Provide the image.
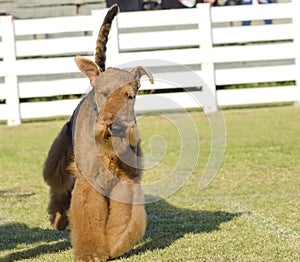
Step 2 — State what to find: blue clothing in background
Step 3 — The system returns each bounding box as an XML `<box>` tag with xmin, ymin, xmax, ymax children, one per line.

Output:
<box><xmin>241</xmin><ymin>0</ymin><xmax>275</xmax><ymax>26</ymax></box>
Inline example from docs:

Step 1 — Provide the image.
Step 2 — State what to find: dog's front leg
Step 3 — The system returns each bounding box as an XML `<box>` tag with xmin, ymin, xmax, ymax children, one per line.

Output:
<box><xmin>69</xmin><ymin>176</ymin><xmax>109</xmax><ymax>261</ymax></box>
<box><xmin>105</xmin><ymin>182</ymin><xmax>147</xmax><ymax>259</ymax></box>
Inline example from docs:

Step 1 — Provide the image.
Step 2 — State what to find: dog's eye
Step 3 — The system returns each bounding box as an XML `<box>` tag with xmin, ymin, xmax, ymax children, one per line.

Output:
<box><xmin>103</xmin><ymin>92</ymin><xmax>108</xmax><ymax>97</ymax></box>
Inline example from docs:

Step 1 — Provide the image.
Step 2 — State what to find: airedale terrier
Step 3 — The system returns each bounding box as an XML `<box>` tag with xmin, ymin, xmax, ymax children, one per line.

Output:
<box><xmin>43</xmin><ymin>5</ymin><xmax>154</xmax><ymax>261</ymax></box>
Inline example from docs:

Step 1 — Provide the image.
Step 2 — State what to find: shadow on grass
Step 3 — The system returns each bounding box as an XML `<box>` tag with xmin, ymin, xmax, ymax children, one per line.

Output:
<box><xmin>0</xmin><ymin>223</ymin><xmax>70</xmax><ymax>262</ymax></box>
<box><xmin>0</xmin><ymin>189</ymin><xmax>35</xmax><ymax>198</ymax></box>
<box><xmin>0</xmin><ymin>199</ymin><xmax>241</xmax><ymax>261</ymax></box>
<box><xmin>125</xmin><ymin>198</ymin><xmax>242</xmax><ymax>257</ymax></box>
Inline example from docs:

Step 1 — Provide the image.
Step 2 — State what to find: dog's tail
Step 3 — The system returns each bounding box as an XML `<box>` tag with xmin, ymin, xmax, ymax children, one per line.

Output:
<box><xmin>95</xmin><ymin>4</ymin><xmax>119</xmax><ymax>72</ymax></box>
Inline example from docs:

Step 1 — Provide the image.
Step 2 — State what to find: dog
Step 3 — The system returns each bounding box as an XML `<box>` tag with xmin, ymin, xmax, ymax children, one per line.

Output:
<box><xmin>43</xmin><ymin>5</ymin><xmax>154</xmax><ymax>261</ymax></box>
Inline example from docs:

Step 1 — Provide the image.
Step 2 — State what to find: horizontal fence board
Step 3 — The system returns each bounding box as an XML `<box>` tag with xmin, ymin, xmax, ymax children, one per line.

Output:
<box><xmin>212</xmin><ymin>43</ymin><xmax>296</xmax><ymax>63</ymax></box>
<box><xmin>140</xmin><ymin>71</ymin><xmax>204</xmax><ymax>90</ymax></box>
<box><xmin>19</xmin><ymin>72</ymin><xmax>204</xmax><ymax>99</ymax></box>
<box><xmin>19</xmin><ymin>79</ymin><xmax>90</xmax><ymax>98</ymax></box>
<box><xmin>217</xmin><ymin>86</ymin><xmax>297</xmax><ymax>106</ymax></box>
<box><xmin>0</xmin><ymin>64</ymin><xmax>6</xmax><ymax>77</ymax></box>
<box><xmin>0</xmin><ymin>24</ymin><xmax>4</xmax><ymax>36</ymax></box>
<box><xmin>16</xmin><ymin>37</ymin><xmax>94</xmax><ymax>57</ymax></box>
<box><xmin>116</xmin><ymin>8</ymin><xmax>199</xmax><ymax>29</ymax></box>
<box><xmin>211</xmin><ymin>3</ymin><xmax>293</xmax><ymax>23</ymax></box>
<box><xmin>16</xmin><ymin>0</ymin><xmax>77</xmax><ymax>7</ymax></box>
<box><xmin>14</xmin><ymin>16</ymin><xmax>94</xmax><ymax>36</ymax></box>
<box><xmin>0</xmin><ymin>62</ymin><xmax>5</xmax><ymax>77</ymax></box>
<box><xmin>107</xmin><ymin>49</ymin><xmax>203</xmax><ymax>68</ymax></box>
<box><xmin>20</xmin><ymin>99</ymin><xmax>81</xmax><ymax>119</ymax></box>
<box><xmin>139</xmin><ymin>80</ymin><xmax>179</xmax><ymax>91</ymax></box>
<box><xmin>135</xmin><ymin>91</ymin><xmax>204</xmax><ymax>112</ymax></box>
<box><xmin>20</xmin><ymin>91</ymin><xmax>206</xmax><ymax>119</ymax></box>
<box><xmin>112</xmin><ymin>43</ymin><xmax>296</xmax><ymax>68</ymax></box>
<box><xmin>4</xmin><ymin>56</ymin><xmax>93</xmax><ymax>76</ymax></box>
<box><xmin>216</xmin><ymin>64</ymin><xmax>296</xmax><ymax>85</ymax></box>
<box><xmin>119</xmin><ymin>29</ymin><xmax>199</xmax><ymax>51</ymax></box>
<box><xmin>0</xmin><ymin>84</ymin><xmax>7</xmax><ymax>99</ymax></box>
<box><xmin>213</xmin><ymin>24</ymin><xmax>294</xmax><ymax>44</ymax></box>
<box><xmin>0</xmin><ymin>43</ymin><xmax>4</xmax><ymax>58</ymax></box>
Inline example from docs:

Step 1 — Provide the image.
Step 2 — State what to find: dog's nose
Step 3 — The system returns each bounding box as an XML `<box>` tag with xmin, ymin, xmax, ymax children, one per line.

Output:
<box><xmin>110</xmin><ymin>124</ymin><xmax>125</xmax><ymax>137</ymax></box>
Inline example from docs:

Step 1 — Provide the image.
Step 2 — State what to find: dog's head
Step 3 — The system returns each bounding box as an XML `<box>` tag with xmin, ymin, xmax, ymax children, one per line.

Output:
<box><xmin>75</xmin><ymin>56</ymin><xmax>154</xmax><ymax>154</ymax></box>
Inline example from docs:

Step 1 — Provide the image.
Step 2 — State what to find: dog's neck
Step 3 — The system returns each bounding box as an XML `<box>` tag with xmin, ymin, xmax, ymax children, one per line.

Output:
<box><xmin>97</xmin><ymin>145</ymin><xmax>140</xmax><ymax>183</ymax></box>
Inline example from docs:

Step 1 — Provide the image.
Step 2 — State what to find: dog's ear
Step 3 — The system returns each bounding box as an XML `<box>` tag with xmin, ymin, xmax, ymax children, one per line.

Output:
<box><xmin>131</xmin><ymin>66</ymin><xmax>154</xmax><ymax>88</ymax></box>
<box><xmin>75</xmin><ymin>55</ymin><xmax>101</xmax><ymax>84</ymax></box>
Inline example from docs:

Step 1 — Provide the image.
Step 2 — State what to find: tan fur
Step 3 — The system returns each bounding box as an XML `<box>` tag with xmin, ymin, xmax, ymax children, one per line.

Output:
<box><xmin>43</xmin><ymin>6</ymin><xmax>153</xmax><ymax>261</ymax></box>
<box><xmin>68</xmin><ymin>57</ymin><xmax>151</xmax><ymax>261</ymax></box>
<box><xmin>106</xmin><ymin>183</ymin><xmax>147</xmax><ymax>258</ymax></box>
<box><xmin>68</xmin><ymin>153</ymin><xmax>146</xmax><ymax>261</ymax></box>
<box><xmin>68</xmin><ymin>162</ymin><xmax>110</xmax><ymax>261</ymax></box>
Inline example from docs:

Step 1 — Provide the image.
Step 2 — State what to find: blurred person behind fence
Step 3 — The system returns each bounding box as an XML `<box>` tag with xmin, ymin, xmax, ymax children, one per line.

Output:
<box><xmin>241</xmin><ymin>0</ymin><xmax>277</xmax><ymax>26</ymax></box>
<box><xmin>162</xmin><ymin>0</ymin><xmax>219</xmax><ymax>8</ymax></box>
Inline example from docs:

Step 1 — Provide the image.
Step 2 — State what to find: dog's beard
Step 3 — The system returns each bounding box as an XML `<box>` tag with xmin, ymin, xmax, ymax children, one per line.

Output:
<box><xmin>95</xmin><ymin>121</ymin><xmax>138</xmax><ymax>155</ymax></box>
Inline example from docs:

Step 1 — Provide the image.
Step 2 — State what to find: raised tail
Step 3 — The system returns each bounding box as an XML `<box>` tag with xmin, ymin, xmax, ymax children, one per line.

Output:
<box><xmin>95</xmin><ymin>4</ymin><xmax>119</xmax><ymax>72</ymax></box>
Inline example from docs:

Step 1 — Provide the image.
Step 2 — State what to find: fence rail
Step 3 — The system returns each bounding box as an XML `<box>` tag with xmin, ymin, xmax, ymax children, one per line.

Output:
<box><xmin>0</xmin><ymin>1</ymin><xmax>299</xmax><ymax>125</ymax></box>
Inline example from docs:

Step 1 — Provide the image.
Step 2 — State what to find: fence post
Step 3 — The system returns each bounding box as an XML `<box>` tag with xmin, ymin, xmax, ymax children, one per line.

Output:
<box><xmin>197</xmin><ymin>3</ymin><xmax>218</xmax><ymax>113</ymax></box>
<box><xmin>2</xmin><ymin>15</ymin><xmax>21</xmax><ymax>126</ymax></box>
<box><xmin>291</xmin><ymin>0</ymin><xmax>300</xmax><ymax>106</ymax></box>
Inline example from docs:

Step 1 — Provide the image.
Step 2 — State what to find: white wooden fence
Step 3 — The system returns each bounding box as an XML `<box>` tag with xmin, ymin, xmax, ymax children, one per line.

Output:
<box><xmin>0</xmin><ymin>1</ymin><xmax>299</xmax><ymax>125</ymax></box>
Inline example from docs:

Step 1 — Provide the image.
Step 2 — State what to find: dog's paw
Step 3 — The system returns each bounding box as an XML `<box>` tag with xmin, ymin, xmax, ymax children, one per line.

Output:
<box><xmin>50</xmin><ymin>211</ymin><xmax>69</xmax><ymax>231</ymax></box>
<box><xmin>76</xmin><ymin>253</ymin><xmax>109</xmax><ymax>262</ymax></box>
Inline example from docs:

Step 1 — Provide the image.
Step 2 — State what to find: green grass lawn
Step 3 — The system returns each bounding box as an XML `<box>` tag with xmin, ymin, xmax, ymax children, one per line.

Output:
<box><xmin>0</xmin><ymin>105</ymin><xmax>299</xmax><ymax>261</ymax></box>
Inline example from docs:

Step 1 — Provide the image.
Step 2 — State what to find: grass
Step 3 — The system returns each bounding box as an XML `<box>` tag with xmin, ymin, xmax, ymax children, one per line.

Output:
<box><xmin>0</xmin><ymin>105</ymin><xmax>299</xmax><ymax>261</ymax></box>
